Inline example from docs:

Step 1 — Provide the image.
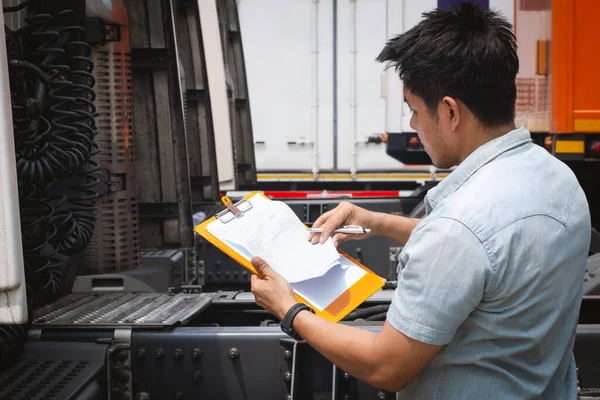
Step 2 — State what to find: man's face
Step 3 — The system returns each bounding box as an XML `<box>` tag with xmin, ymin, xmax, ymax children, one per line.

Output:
<box><xmin>404</xmin><ymin>89</ymin><xmax>456</xmax><ymax>169</ymax></box>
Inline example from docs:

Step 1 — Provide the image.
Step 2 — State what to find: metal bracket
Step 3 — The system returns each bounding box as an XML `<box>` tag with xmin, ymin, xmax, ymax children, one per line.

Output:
<box><xmin>287</xmin><ymin>137</ymin><xmax>315</xmax><ymax>146</ymax></box>
<box><xmin>332</xmin><ymin>365</ymin><xmax>346</xmax><ymax>399</ymax></box>
<box><xmin>215</xmin><ymin>198</ymin><xmax>253</xmax><ymax>223</ymax></box>
<box><xmin>107</xmin><ymin>172</ymin><xmax>127</xmax><ymax>193</ymax></box>
<box><xmin>103</xmin><ymin>23</ymin><xmax>121</xmax><ymax>42</ymax></box>
<box><xmin>196</xmin><ymin>259</ymin><xmax>205</xmax><ymax>285</ymax></box>
<box><xmin>107</xmin><ymin>328</ymin><xmax>132</xmax><ymax>400</ymax></box>
<box><xmin>280</xmin><ymin>339</ymin><xmax>296</xmax><ymax>400</ymax></box>
<box><xmin>183</xmin><ymin>247</ymin><xmax>204</xmax><ymax>285</ymax></box>
<box><xmin>334</xmin><ymin>365</ymin><xmax>391</xmax><ymax>399</ymax></box>
<box><xmin>281</xmin><ymin>338</ymin><xmax>340</xmax><ymax>400</ymax></box>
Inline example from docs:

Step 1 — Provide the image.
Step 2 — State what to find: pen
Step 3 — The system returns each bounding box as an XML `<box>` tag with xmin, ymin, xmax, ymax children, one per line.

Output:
<box><xmin>307</xmin><ymin>225</ymin><xmax>371</xmax><ymax>235</ymax></box>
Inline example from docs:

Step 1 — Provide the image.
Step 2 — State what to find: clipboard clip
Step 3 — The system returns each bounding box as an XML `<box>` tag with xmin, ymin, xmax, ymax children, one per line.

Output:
<box><xmin>216</xmin><ymin>196</ymin><xmax>253</xmax><ymax>223</ymax></box>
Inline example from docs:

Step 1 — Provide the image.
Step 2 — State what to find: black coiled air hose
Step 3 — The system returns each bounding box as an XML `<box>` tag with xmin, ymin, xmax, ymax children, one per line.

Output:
<box><xmin>17</xmin><ymin>6</ymin><xmax>100</xmax><ymax>258</ymax></box>
<box><xmin>1</xmin><ymin>0</ymin><xmax>100</xmax><ymax>370</ymax></box>
<box><xmin>20</xmin><ymin>10</ymin><xmax>95</xmax><ymax>179</ymax></box>
<box><xmin>48</xmin><ymin>156</ymin><xmax>100</xmax><ymax>255</ymax></box>
<box><xmin>19</xmin><ymin>184</ymin><xmax>62</xmax><ymax>307</ymax></box>
<box><xmin>58</xmin><ymin>25</ymin><xmax>100</xmax><ymax>254</ymax></box>
<box><xmin>2</xmin><ymin>0</ymin><xmax>35</xmax><ymax>13</ymax></box>
<box><xmin>10</xmin><ymin>12</ymin><xmax>73</xmax><ymax>183</ymax></box>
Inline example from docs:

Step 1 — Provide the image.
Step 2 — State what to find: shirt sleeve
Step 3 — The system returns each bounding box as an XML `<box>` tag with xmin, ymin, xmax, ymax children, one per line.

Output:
<box><xmin>387</xmin><ymin>217</ymin><xmax>492</xmax><ymax>345</ymax></box>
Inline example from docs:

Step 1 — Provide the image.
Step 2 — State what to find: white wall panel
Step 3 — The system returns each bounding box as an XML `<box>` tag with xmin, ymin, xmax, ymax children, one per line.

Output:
<box><xmin>238</xmin><ymin>0</ymin><xmax>334</xmax><ymax>172</ymax></box>
<box><xmin>238</xmin><ymin>0</ymin><xmax>515</xmax><ymax>173</ymax></box>
<box><xmin>336</xmin><ymin>0</ymin><xmax>435</xmax><ymax>172</ymax></box>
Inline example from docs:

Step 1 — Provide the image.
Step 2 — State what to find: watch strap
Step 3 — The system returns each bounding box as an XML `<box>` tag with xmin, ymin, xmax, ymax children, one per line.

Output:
<box><xmin>281</xmin><ymin>303</ymin><xmax>311</xmax><ymax>340</ymax></box>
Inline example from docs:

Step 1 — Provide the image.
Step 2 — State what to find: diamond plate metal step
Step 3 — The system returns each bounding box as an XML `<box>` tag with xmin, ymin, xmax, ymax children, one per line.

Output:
<box><xmin>0</xmin><ymin>341</ymin><xmax>107</xmax><ymax>400</ymax></box>
<box><xmin>32</xmin><ymin>292</ymin><xmax>213</xmax><ymax>328</ymax></box>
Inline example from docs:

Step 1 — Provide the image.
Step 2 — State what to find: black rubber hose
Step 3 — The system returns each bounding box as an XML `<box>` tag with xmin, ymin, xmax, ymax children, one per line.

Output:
<box><xmin>4</xmin><ymin>0</ymin><xmax>99</xmax><ymax>314</ymax></box>
<box><xmin>2</xmin><ymin>0</ymin><xmax>36</xmax><ymax>13</ymax></box>
<box><xmin>365</xmin><ymin>312</ymin><xmax>388</xmax><ymax>321</ymax></box>
<box><xmin>2</xmin><ymin>1</ymin><xmax>100</xmax><ymax>371</ymax></box>
<box><xmin>343</xmin><ymin>304</ymin><xmax>390</xmax><ymax>321</ymax></box>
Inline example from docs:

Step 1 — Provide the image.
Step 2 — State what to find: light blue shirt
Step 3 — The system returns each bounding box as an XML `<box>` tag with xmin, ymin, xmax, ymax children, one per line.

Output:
<box><xmin>388</xmin><ymin>127</ymin><xmax>591</xmax><ymax>399</ymax></box>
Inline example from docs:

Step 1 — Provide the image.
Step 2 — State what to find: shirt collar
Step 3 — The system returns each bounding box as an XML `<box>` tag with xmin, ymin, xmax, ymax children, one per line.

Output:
<box><xmin>425</xmin><ymin>126</ymin><xmax>532</xmax><ymax>213</ymax></box>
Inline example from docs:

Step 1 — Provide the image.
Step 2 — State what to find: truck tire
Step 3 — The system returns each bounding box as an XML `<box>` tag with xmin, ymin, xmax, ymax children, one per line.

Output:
<box><xmin>583</xmin><ymin>254</ymin><xmax>600</xmax><ymax>295</ymax></box>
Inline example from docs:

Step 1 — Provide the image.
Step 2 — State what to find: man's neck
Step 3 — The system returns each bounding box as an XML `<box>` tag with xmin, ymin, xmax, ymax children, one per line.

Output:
<box><xmin>457</xmin><ymin>122</ymin><xmax>516</xmax><ymax>164</ymax></box>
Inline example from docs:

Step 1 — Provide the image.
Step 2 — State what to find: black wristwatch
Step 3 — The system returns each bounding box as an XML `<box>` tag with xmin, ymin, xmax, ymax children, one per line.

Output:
<box><xmin>281</xmin><ymin>303</ymin><xmax>312</xmax><ymax>340</ymax></box>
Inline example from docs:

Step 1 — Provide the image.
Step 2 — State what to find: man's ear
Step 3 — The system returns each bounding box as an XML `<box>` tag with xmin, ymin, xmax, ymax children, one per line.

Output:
<box><xmin>441</xmin><ymin>96</ymin><xmax>460</xmax><ymax>132</ymax></box>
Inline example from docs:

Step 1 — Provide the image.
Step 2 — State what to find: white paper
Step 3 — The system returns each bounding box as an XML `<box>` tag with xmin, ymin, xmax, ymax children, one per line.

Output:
<box><xmin>207</xmin><ymin>195</ymin><xmax>341</xmax><ymax>283</ymax></box>
<box><xmin>206</xmin><ymin>194</ymin><xmax>367</xmax><ymax>311</ymax></box>
<box><xmin>291</xmin><ymin>256</ymin><xmax>366</xmax><ymax>311</ymax></box>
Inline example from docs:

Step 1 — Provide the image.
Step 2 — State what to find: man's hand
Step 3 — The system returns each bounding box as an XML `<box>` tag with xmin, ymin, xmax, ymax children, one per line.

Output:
<box><xmin>308</xmin><ymin>201</ymin><xmax>376</xmax><ymax>247</ymax></box>
<box><xmin>310</xmin><ymin>201</ymin><xmax>423</xmax><ymax>247</ymax></box>
<box><xmin>250</xmin><ymin>256</ymin><xmax>298</xmax><ymax>320</ymax></box>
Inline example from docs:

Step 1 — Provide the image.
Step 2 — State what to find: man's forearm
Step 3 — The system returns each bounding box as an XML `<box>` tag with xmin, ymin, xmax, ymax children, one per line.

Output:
<box><xmin>292</xmin><ymin>310</ymin><xmax>387</xmax><ymax>388</ymax></box>
<box><xmin>371</xmin><ymin>212</ymin><xmax>421</xmax><ymax>245</ymax></box>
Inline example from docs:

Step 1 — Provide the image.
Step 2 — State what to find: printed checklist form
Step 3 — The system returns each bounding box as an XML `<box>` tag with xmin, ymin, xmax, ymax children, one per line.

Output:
<box><xmin>196</xmin><ymin>192</ymin><xmax>385</xmax><ymax>319</ymax></box>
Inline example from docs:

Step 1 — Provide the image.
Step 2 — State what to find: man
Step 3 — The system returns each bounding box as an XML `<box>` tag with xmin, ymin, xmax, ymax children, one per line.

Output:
<box><xmin>250</xmin><ymin>3</ymin><xmax>591</xmax><ymax>398</ymax></box>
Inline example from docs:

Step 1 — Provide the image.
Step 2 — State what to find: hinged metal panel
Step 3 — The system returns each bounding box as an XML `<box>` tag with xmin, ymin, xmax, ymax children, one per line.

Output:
<box><xmin>32</xmin><ymin>293</ymin><xmax>213</xmax><ymax>329</ymax></box>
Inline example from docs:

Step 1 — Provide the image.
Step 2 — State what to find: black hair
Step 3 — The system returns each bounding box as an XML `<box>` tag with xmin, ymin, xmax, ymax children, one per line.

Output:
<box><xmin>376</xmin><ymin>2</ymin><xmax>518</xmax><ymax>127</ymax></box>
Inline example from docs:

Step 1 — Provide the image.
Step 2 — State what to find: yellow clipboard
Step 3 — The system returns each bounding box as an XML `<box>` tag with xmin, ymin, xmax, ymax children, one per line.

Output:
<box><xmin>194</xmin><ymin>191</ymin><xmax>386</xmax><ymax>323</ymax></box>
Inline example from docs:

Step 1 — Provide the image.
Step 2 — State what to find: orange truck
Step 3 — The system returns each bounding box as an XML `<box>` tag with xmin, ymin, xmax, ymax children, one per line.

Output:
<box><xmin>504</xmin><ymin>0</ymin><xmax>600</xmax><ymax>240</ymax></box>
<box><xmin>549</xmin><ymin>0</ymin><xmax>599</xmax><ymax>158</ymax></box>
<box><xmin>515</xmin><ymin>0</ymin><xmax>600</xmax><ymax>157</ymax></box>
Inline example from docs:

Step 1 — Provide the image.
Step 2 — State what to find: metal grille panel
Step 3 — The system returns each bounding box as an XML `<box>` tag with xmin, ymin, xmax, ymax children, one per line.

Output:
<box><xmin>81</xmin><ymin>43</ymin><xmax>140</xmax><ymax>274</ymax></box>
<box><xmin>0</xmin><ymin>342</ymin><xmax>106</xmax><ymax>400</ymax></box>
<box><xmin>0</xmin><ymin>360</ymin><xmax>90</xmax><ymax>400</ymax></box>
<box><xmin>32</xmin><ymin>293</ymin><xmax>213</xmax><ymax>328</ymax></box>
<box><xmin>83</xmin><ymin>194</ymin><xmax>141</xmax><ymax>274</ymax></box>
<box><xmin>95</xmin><ymin>50</ymin><xmax>135</xmax><ymax>165</ymax></box>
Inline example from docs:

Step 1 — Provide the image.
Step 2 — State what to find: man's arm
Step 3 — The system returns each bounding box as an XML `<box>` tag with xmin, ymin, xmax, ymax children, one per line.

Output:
<box><xmin>251</xmin><ymin>217</ymin><xmax>490</xmax><ymax>392</ymax></box>
<box><xmin>250</xmin><ymin>257</ymin><xmax>442</xmax><ymax>392</ymax></box>
<box><xmin>292</xmin><ymin>312</ymin><xmax>442</xmax><ymax>392</ymax></box>
<box><xmin>371</xmin><ymin>211</ymin><xmax>421</xmax><ymax>246</ymax></box>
